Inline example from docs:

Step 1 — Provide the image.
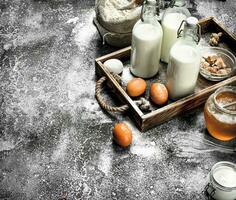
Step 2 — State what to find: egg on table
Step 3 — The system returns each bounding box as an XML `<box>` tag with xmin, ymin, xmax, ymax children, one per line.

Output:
<box><xmin>126</xmin><ymin>78</ymin><xmax>147</xmax><ymax>97</ymax></box>
<box><xmin>113</xmin><ymin>123</ymin><xmax>132</xmax><ymax>147</ymax></box>
<box><xmin>150</xmin><ymin>82</ymin><xmax>168</xmax><ymax>105</ymax></box>
<box><xmin>103</xmin><ymin>59</ymin><xmax>124</xmax><ymax>74</ymax></box>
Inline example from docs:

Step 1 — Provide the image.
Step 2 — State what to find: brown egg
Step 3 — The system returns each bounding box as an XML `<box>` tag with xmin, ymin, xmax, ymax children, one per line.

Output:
<box><xmin>113</xmin><ymin>123</ymin><xmax>132</xmax><ymax>147</ymax></box>
<box><xmin>150</xmin><ymin>83</ymin><xmax>168</xmax><ymax>105</ymax></box>
<box><xmin>126</xmin><ymin>78</ymin><xmax>147</xmax><ymax>97</ymax></box>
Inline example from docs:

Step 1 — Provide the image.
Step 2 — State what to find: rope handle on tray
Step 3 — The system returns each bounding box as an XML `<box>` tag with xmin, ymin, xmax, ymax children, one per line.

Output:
<box><xmin>95</xmin><ymin>75</ymin><xmax>129</xmax><ymax>113</ymax></box>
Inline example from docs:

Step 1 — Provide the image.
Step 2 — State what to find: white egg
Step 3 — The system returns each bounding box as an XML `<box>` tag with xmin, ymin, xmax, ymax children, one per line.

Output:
<box><xmin>103</xmin><ymin>59</ymin><xmax>124</xmax><ymax>74</ymax></box>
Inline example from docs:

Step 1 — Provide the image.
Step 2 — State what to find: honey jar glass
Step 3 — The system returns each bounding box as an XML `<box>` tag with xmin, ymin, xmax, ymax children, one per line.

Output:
<box><xmin>204</xmin><ymin>86</ymin><xmax>236</xmax><ymax>141</ymax></box>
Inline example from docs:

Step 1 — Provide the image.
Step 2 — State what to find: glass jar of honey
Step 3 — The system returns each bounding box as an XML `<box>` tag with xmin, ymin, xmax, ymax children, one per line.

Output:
<box><xmin>204</xmin><ymin>86</ymin><xmax>236</xmax><ymax>141</ymax></box>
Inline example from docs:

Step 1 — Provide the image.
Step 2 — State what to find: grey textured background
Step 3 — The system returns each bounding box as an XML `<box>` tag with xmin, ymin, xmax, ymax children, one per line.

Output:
<box><xmin>0</xmin><ymin>0</ymin><xmax>236</xmax><ymax>199</ymax></box>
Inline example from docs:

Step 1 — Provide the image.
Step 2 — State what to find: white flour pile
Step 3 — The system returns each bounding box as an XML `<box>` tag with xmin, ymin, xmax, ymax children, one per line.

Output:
<box><xmin>125</xmin><ymin>121</ymin><xmax>163</xmax><ymax>159</ymax></box>
<box><xmin>94</xmin><ymin>0</ymin><xmax>141</xmax><ymax>46</ymax></box>
<box><xmin>95</xmin><ymin>0</ymin><xmax>141</xmax><ymax>33</ymax></box>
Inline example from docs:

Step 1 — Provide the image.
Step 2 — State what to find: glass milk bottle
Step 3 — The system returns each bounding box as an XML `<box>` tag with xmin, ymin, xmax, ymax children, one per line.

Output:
<box><xmin>130</xmin><ymin>0</ymin><xmax>163</xmax><ymax>78</ymax></box>
<box><xmin>161</xmin><ymin>0</ymin><xmax>190</xmax><ymax>63</ymax></box>
<box><xmin>166</xmin><ymin>17</ymin><xmax>201</xmax><ymax>100</ymax></box>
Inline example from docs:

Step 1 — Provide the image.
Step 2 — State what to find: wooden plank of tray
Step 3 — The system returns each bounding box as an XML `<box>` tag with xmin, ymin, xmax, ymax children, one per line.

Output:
<box><xmin>142</xmin><ymin>76</ymin><xmax>236</xmax><ymax>130</ymax></box>
<box><xmin>95</xmin><ymin>17</ymin><xmax>236</xmax><ymax>131</ymax></box>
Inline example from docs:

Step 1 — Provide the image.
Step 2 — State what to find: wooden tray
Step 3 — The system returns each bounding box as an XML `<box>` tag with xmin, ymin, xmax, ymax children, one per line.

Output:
<box><xmin>95</xmin><ymin>17</ymin><xmax>236</xmax><ymax>131</ymax></box>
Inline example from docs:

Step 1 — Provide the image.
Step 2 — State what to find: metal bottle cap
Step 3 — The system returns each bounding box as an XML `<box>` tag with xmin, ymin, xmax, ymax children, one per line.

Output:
<box><xmin>177</xmin><ymin>16</ymin><xmax>201</xmax><ymax>44</ymax></box>
<box><xmin>186</xmin><ymin>17</ymin><xmax>199</xmax><ymax>27</ymax></box>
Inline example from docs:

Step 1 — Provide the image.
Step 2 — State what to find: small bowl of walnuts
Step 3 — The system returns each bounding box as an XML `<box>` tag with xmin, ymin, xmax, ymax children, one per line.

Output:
<box><xmin>199</xmin><ymin>47</ymin><xmax>236</xmax><ymax>81</ymax></box>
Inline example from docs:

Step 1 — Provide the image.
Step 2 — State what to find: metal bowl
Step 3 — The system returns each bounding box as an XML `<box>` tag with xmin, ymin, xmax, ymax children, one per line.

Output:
<box><xmin>199</xmin><ymin>47</ymin><xmax>236</xmax><ymax>81</ymax></box>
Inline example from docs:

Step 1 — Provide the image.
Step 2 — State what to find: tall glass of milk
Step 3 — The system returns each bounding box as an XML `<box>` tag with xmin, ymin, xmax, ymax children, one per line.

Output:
<box><xmin>161</xmin><ymin>0</ymin><xmax>190</xmax><ymax>63</ymax></box>
<box><xmin>130</xmin><ymin>0</ymin><xmax>163</xmax><ymax>78</ymax></box>
<box><xmin>166</xmin><ymin>17</ymin><xmax>201</xmax><ymax>100</ymax></box>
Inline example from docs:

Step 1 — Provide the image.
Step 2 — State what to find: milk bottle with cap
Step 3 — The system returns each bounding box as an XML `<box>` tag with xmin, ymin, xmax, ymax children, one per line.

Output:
<box><xmin>166</xmin><ymin>17</ymin><xmax>201</xmax><ymax>100</ymax></box>
<box><xmin>130</xmin><ymin>0</ymin><xmax>163</xmax><ymax>78</ymax></box>
<box><xmin>161</xmin><ymin>0</ymin><xmax>190</xmax><ymax>63</ymax></box>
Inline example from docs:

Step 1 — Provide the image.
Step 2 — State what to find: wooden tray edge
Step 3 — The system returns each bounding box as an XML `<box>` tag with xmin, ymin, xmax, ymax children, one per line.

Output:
<box><xmin>95</xmin><ymin>59</ymin><xmax>144</xmax><ymax>129</ymax></box>
<box><xmin>141</xmin><ymin>76</ymin><xmax>236</xmax><ymax>131</ymax></box>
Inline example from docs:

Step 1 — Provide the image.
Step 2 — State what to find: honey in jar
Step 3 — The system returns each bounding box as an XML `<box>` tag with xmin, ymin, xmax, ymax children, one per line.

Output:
<box><xmin>204</xmin><ymin>86</ymin><xmax>236</xmax><ymax>141</ymax></box>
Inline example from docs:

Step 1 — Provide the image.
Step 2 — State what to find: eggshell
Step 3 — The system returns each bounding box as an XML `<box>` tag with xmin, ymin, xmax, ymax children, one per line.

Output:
<box><xmin>113</xmin><ymin>123</ymin><xmax>132</xmax><ymax>147</ymax></box>
<box><xmin>104</xmin><ymin>59</ymin><xmax>124</xmax><ymax>74</ymax></box>
<box><xmin>150</xmin><ymin>83</ymin><xmax>168</xmax><ymax>105</ymax></box>
<box><xmin>126</xmin><ymin>78</ymin><xmax>147</xmax><ymax>97</ymax></box>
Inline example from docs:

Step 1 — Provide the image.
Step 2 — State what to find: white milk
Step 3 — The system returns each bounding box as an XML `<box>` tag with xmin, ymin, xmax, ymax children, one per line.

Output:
<box><xmin>161</xmin><ymin>12</ymin><xmax>187</xmax><ymax>63</ymax></box>
<box><xmin>131</xmin><ymin>21</ymin><xmax>163</xmax><ymax>78</ymax></box>
<box><xmin>208</xmin><ymin>165</ymin><xmax>236</xmax><ymax>200</ymax></box>
<box><xmin>166</xmin><ymin>42</ymin><xmax>200</xmax><ymax>100</ymax></box>
<box><xmin>214</xmin><ymin>166</ymin><xmax>236</xmax><ymax>188</ymax></box>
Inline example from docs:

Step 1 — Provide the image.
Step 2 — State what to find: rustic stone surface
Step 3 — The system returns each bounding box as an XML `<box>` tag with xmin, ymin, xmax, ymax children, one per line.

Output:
<box><xmin>0</xmin><ymin>0</ymin><xmax>235</xmax><ymax>199</ymax></box>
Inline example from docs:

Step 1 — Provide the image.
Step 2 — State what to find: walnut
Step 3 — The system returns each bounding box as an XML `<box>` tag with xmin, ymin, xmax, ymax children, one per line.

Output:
<box><xmin>215</xmin><ymin>57</ymin><xmax>226</xmax><ymax>69</ymax></box>
<box><xmin>217</xmin><ymin>69</ymin><xmax>228</xmax><ymax>75</ymax></box>
<box><xmin>201</xmin><ymin>54</ymin><xmax>231</xmax><ymax>76</ymax></box>
<box><xmin>206</xmin><ymin>66</ymin><xmax>218</xmax><ymax>73</ymax></box>
<box><xmin>203</xmin><ymin>55</ymin><xmax>217</xmax><ymax>66</ymax></box>
<box><xmin>202</xmin><ymin>61</ymin><xmax>210</xmax><ymax>68</ymax></box>
<box><xmin>209</xmin><ymin>32</ymin><xmax>223</xmax><ymax>46</ymax></box>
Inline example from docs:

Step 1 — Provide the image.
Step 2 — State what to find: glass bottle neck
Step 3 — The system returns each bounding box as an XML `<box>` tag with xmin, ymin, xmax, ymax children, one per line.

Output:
<box><xmin>141</xmin><ymin>0</ymin><xmax>159</xmax><ymax>21</ymax></box>
<box><xmin>182</xmin><ymin>26</ymin><xmax>198</xmax><ymax>43</ymax></box>
<box><xmin>174</xmin><ymin>0</ymin><xmax>186</xmax><ymax>7</ymax></box>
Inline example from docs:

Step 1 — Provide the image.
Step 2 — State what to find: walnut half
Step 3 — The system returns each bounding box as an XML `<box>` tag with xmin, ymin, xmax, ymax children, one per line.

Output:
<box><xmin>209</xmin><ymin>32</ymin><xmax>223</xmax><ymax>46</ymax></box>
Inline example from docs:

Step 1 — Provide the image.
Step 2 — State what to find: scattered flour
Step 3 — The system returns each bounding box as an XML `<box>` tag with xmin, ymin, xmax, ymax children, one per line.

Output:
<box><xmin>66</xmin><ymin>17</ymin><xmax>79</xmax><ymax>24</ymax></box>
<box><xmin>82</xmin><ymin>182</ymin><xmax>92</xmax><ymax>197</ymax></box>
<box><xmin>0</xmin><ymin>140</ymin><xmax>16</xmax><ymax>151</ymax></box>
<box><xmin>72</xmin><ymin>9</ymin><xmax>97</xmax><ymax>51</ymax></box>
<box><xmin>185</xmin><ymin>169</ymin><xmax>207</xmax><ymax>192</ymax></box>
<box><xmin>124</xmin><ymin>121</ymin><xmax>162</xmax><ymax>159</ymax></box>
<box><xmin>97</xmin><ymin>147</ymin><xmax>113</xmax><ymax>176</ymax></box>
<box><xmin>65</xmin><ymin>70</ymin><xmax>82</xmax><ymax>102</ymax></box>
<box><xmin>51</xmin><ymin>128</ymin><xmax>72</xmax><ymax>161</ymax></box>
<box><xmin>24</xmin><ymin>12</ymin><xmax>43</xmax><ymax>29</ymax></box>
